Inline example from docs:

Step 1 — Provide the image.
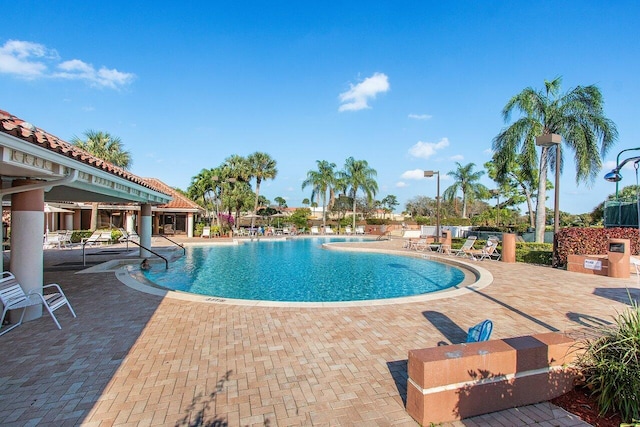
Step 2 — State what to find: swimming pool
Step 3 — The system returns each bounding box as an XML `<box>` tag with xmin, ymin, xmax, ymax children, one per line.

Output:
<box><xmin>141</xmin><ymin>237</ymin><xmax>466</xmax><ymax>302</ymax></box>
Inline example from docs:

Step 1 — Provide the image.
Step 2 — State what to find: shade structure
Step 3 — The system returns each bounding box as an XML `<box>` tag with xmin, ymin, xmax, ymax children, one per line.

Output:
<box><xmin>270</xmin><ymin>212</ymin><xmax>288</xmax><ymax>227</ymax></box>
<box><xmin>44</xmin><ymin>204</ymin><xmax>73</xmax><ymax>213</ymax></box>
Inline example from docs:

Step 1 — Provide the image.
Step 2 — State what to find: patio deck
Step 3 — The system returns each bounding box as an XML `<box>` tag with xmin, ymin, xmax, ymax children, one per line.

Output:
<box><xmin>2</xmin><ymin>237</ymin><xmax>633</xmax><ymax>426</ymax></box>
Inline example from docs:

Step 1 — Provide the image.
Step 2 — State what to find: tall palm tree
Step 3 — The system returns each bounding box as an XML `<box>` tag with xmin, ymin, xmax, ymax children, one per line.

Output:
<box><xmin>187</xmin><ymin>168</ymin><xmax>217</xmax><ymax>222</ymax></box>
<box><xmin>443</xmin><ymin>162</ymin><xmax>487</xmax><ymax>219</ymax></box>
<box><xmin>493</xmin><ymin>77</ymin><xmax>617</xmax><ymax>242</ymax></box>
<box><xmin>338</xmin><ymin>157</ymin><xmax>378</xmax><ymax>230</ymax></box>
<box><xmin>301</xmin><ymin>160</ymin><xmax>337</xmax><ymax>228</ymax></box>
<box><xmin>71</xmin><ymin>130</ymin><xmax>132</xmax><ymax>230</ymax></box>
<box><xmin>246</xmin><ymin>152</ymin><xmax>277</xmax><ymax>227</ymax></box>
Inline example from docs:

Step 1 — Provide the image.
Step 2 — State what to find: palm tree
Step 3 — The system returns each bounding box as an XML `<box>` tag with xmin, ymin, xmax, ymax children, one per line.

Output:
<box><xmin>493</xmin><ymin>77</ymin><xmax>617</xmax><ymax>242</ymax></box>
<box><xmin>71</xmin><ymin>130</ymin><xmax>132</xmax><ymax>230</ymax></box>
<box><xmin>443</xmin><ymin>162</ymin><xmax>488</xmax><ymax>219</ymax></box>
<box><xmin>187</xmin><ymin>168</ymin><xmax>219</xmax><ymax>225</ymax></box>
<box><xmin>338</xmin><ymin>157</ymin><xmax>378</xmax><ymax>230</ymax></box>
<box><xmin>301</xmin><ymin>160</ymin><xmax>337</xmax><ymax>228</ymax></box>
<box><xmin>246</xmin><ymin>152</ymin><xmax>277</xmax><ymax>227</ymax></box>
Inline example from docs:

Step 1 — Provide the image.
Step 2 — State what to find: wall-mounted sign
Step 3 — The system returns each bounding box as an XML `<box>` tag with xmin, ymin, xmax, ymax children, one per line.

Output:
<box><xmin>584</xmin><ymin>259</ymin><xmax>602</xmax><ymax>270</ymax></box>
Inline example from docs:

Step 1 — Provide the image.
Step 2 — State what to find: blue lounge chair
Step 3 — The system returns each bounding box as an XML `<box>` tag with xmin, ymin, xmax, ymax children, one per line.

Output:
<box><xmin>466</xmin><ymin>319</ymin><xmax>493</xmax><ymax>342</ymax></box>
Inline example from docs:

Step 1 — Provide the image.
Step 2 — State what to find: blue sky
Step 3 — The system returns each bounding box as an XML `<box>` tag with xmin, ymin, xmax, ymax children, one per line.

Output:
<box><xmin>1</xmin><ymin>1</ymin><xmax>639</xmax><ymax>214</ymax></box>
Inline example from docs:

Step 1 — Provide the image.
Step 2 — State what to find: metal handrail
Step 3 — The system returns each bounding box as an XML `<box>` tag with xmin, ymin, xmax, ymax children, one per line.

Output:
<box><xmin>82</xmin><ymin>238</ymin><xmax>169</xmax><ymax>269</ymax></box>
<box><xmin>157</xmin><ymin>234</ymin><xmax>186</xmax><ymax>255</ymax></box>
<box><xmin>124</xmin><ymin>239</ymin><xmax>169</xmax><ymax>269</ymax></box>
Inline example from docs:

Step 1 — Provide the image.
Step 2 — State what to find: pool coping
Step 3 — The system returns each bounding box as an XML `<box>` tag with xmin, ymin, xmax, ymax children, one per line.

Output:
<box><xmin>113</xmin><ymin>240</ymin><xmax>494</xmax><ymax>307</ymax></box>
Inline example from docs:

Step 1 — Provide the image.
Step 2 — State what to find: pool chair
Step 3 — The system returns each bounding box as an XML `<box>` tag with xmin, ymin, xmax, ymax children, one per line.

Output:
<box><xmin>310</xmin><ymin>226</ymin><xmax>320</xmax><ymax>235</ymax></box>
<box><xmin>466</xmin><ymin>319</ymin><xmax>493</xmax><ymax>343</ymax></box>
<box><xmin>453</xmin><ymin>236</ymin><xmax>477</xmax><ymax>257</ymax></box>
<box><xmin>465</xmin><ymin>236</ymin><xmax>501</xmax><ymax>261</ymax></box>
<box><xmin>0</xmin><ymin>271</ymin><xmax>77</xmax><ymax>336</ymax></box>
<box><xmin>325</xmin><ymin>226</ymin><xmax>335</xmax><ymax>234</ymax></box>
<box><xmin>345</xmin><ymin>226</ymin><xmax>352</xmax><ymax>235</ymax></box>
<box><xmin>355</xmin><ymin>225</ymin><xmax>365</xmax><ymax>235</ymax></box>
<box><xmin>201</xmin><ymin>226</ymin><xmax>211</xmax><ymax>238</ymax></box>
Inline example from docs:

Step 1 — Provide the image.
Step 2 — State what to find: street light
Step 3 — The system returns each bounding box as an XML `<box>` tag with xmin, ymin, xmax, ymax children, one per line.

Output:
<box><xmin>603</xmin><ymin>153</ymin><xmax>640</xmax><ymax>228</ymax></box>
<box><xmin>424</xmin><ymin>170</ymin><xmax>440</xmax><ymax>243</ymax></box>
<box><xmin>604</xmin><ymin>147</ymin><xmax>640</xmax><ymax>200</ymax></box>
<box><xmin>535</xmin><ymin>134</ymin><xmax>561</xmax><ymax>235</ymax></box>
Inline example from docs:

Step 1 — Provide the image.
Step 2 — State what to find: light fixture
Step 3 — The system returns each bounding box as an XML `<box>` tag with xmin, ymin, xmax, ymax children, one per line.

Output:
<box><xmin>535</xmin><ymin>134</ymin><xmax>561</xmax><ymax>235</ymax></box>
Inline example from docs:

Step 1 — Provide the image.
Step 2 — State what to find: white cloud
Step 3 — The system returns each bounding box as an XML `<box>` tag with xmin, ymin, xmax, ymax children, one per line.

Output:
<box><xmin>396</xmin><ymin>181</ymin><xmax>408</xmax><ymax>188</ymax></box>
<box><xmin>408</xmin><ymin>113</ymin><xmax>432</xmax><ymax>120</ymax></box>
<box><xmin>408</xmin><ymin>137</ymin><xmax>449</xmax><ymax>159</ymax></box>
<box><xmin>338</xmin><ymin>72</ymin><xmax>389</xmax><ymax>112</ymax></box>
<box><xmin>0</xmin><ymin>40</ymin><xmax>56</xmax><ymax>78</ymax></box>
<box><xmin>483</xmin><ymin>148</ymin><xmax>493</xmax><ymax>155</ymax></box>
<box><xmin>401</xmin><ymin>169</ymin><xmax>426</xmax><ymax>180</ymax></box>
<box><xmin>450</xmin><ymin>154</ymin><xmax>464</xmax><ymax>161</ymax></box>
<box><xmin>0</xmin><ymin>39</ymin><xmax>134</xmax><ymax>89</ymax></box>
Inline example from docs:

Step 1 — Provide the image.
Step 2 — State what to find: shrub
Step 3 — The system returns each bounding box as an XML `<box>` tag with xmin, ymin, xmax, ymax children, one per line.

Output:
<box><xmin>556</xmin><ymin>227</ymin><xmax>640</xmax><ymax>267</ymax></box>
<box><xmin>365</xmin><ymin>218</ymin><xmax>391</xmax><ymax>225</ymax></box>
<box><xmin>576</xmin><ymin>299</ymin><xmax>640</xmax><ymax>422</ymax></box>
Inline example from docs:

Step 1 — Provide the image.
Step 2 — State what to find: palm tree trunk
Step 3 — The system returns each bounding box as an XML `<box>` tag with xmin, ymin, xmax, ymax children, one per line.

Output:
<box><xmin>535</xmin><ymin>148</ymin><xmax>550</xmax><ymax>243</ymax></box>
<box><xmin>252</xmin><ymin>179</ymin><xmax>262</xmax><ymax>228</ymax></box>
<box><xmin>352</xmin><ymin>197</ymin><xmax>357</xmax><ymax>230</ymax></box>
<box><xmin>321</xmin><ymin>193</ymin><xmax>327</xmax><ymax>228</ymax></box>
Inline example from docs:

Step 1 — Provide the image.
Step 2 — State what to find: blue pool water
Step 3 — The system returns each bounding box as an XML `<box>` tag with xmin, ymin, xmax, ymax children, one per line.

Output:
<box><xmin>142</xmin><ymin>237</ymin><xmax>465</xmax><ymax>302</ymax></box>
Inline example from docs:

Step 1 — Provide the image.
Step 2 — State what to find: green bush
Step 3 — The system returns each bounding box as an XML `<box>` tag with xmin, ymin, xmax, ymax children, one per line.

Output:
<box><xmin>71</xmin><ymin>230</ymin><xmax>93</xmax><ymax>243</ymax></box>
<box><xmin>576</xmin><ymin>300</ymin><xmax>640</xmax><ymax>421</ymax></box>
<box><xmin>365</xmin><ymin>218</ymin><xmax>391</xmax><ymax>225</ymax></box>
<box><xmin>515</xmin><ymin>242</ymin><xmax>552</xmax><ymax>265</ymax></box>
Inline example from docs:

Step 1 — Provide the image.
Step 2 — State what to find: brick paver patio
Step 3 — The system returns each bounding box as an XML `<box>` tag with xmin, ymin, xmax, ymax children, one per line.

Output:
<box><xmin>2</xmin><ymin>237</ymin><xmax>633</xmax><ymax>426</ymax></box>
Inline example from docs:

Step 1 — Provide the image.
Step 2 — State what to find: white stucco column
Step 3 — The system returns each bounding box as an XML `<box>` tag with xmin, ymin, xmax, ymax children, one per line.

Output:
<box><xmin>126</xmin><ymin>211</ymin><xmax>135</xmax><ymax>234</ymax></box>
<box><xmin>10</xmin><ymin>180</ymin><xmax>44</xmax><ymax>321</ymax></box>
<box><xmin>64</xmin><ymin>213</ymin><xmax>73</xmax><ymax>230</ymax></box>
<box><xmin>187</xmin><ymin>212</ymin><xmax>194</xmax><ymax>238</ymax></box>
<box><xmin>140</xmin><ymin>203</ymin><xmax>152</xmax><ymax>258</ymax></box>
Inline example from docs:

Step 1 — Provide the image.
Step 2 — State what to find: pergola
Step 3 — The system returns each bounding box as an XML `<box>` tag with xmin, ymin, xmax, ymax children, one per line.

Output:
<box><xmin>1</xmin><ymin>109</ymin><xmax>171</xmax><ymax>323</ymax></box>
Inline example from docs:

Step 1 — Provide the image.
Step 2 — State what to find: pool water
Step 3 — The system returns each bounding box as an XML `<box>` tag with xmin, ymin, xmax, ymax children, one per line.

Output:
<box><xmin>142</xmin><ymin>237</ymin><xmax>465</xmax><ymax>302</ymax></box>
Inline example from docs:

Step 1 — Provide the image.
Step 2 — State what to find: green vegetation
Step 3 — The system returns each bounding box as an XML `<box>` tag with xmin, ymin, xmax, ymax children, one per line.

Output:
<box><xmin>576</xmin><ymin>300</ymin><xmax>640</xmax><ymax>421</ymax></box>
<box><xmin>493</xmin><ymin>77</ymin><xmax>618</xmax><ymax>242</ymax></box>
<box><xmin>71</xmin><ymin>130</ymin><xmax>132</xmax><ymax>230</ymax></box>
<box><xmin>443</xmin><ymin>162</ymin><xmax>487</xmax><ymax>219</ymax></box>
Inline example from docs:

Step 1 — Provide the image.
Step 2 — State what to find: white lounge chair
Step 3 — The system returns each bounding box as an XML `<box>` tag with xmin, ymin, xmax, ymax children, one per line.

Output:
<box><xmin>0</xmin><ymin>272</ymin><xmax>76</xmax><ymax>335</ymax></box>
<box><xmin>325</xmin><ymin>226</ymin><xmax>334</xmax><ymax>234</ymax></box>
<box><xmin>310</xmin><ymin>226</ymin><xmax>320</xmax><ymax>235</ymax></box>
<box><xmin>81</xmin><ymin>230</ymin><xmax>112</xmax><ymax>247</ymax></box>
<box><xmin>345</xmin><ymin>226</ymin><xmax>352</xmax><ymax>235</ymax></box>
<box><xmin>355</xmin><ymin>226</ymin><xmax>365</xmax><ymax>235</ymax></box>
<box><xmin>465</xmin><ymin>236</ymin><xmax>500</xmax><ymax>260</ymax></box>
<box><xmin>454</xmin><ymin>236</ymin><xmax>477</xmax><ymax>257</ymax></box>
<box><xmin>201</xmin><ymin>226</ymin><xmax>211</xmax><ymax>238</ymax></box>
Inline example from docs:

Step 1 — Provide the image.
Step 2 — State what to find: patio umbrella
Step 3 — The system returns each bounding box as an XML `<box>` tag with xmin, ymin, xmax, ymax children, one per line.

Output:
<box><xmin>242</xmin><ymin>213</ymin><xmax>262</xmax><ymax>228</ymax></box>
<box><xmin>270</xmin><ymin>212</ymin><xmax>288</xmax><ymax>228</ymax></box>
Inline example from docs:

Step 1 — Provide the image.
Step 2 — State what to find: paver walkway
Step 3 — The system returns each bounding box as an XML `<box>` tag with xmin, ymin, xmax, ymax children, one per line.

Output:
<box><xmin>2</xmin><ymin>237</ymin><xmax>633</xmax><ymax>426</ymax></box>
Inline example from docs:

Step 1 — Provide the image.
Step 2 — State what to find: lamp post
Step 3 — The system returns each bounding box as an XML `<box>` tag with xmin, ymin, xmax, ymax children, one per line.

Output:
<box><xmin>535</xmin><ymin>134</ymin><xmax>561</xmax><ymax>235</ymax></box>
<box><xmin>604</xmin><ymin>154</ymin><xmax>640</xmax><ymax>229</ymax></box>
<box><xmin>424</xmin><ymin>170</ymin><xmax>440</xmax><ymax>242</ymax></box>
<box><xmin>605</xmin><ymin>147</ymin><xmax>640</xmax><ymax>200</ymax></box>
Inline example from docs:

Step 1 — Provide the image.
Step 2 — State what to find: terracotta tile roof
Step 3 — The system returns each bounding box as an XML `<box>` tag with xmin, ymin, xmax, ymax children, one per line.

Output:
<box><xmin>143</xmin><ymin>178</ymin><xmax>203</xmax><ymax>212</ymax></box>
<box><xmin>0</xmin><ymin>108</ymin><xmax>167</xmax><ymax>195</ymax></box>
